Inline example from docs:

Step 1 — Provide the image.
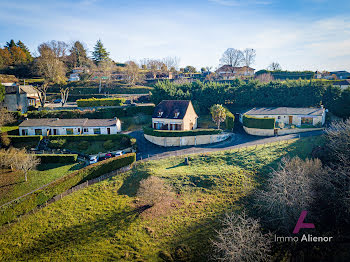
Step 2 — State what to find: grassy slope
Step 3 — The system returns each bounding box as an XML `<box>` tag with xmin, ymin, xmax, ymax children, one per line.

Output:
<box><xmin>0</xmin><ymin>136</ymin><xmax>323</xmax><ymax>261</ymax></box>
<box><xmin>0</xmin><ymin>162</ymin><xmax>84</xmax><ymax>206</ymax></box>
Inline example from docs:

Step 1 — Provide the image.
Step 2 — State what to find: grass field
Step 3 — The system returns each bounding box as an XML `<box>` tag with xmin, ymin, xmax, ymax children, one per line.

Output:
<box><xmin>0</xmin><ymin>136</ymin><xmax>323</xmax><ymax>261</ymax></box>
<box><xmin>0</xmin><ymin>162</ymin><xmax>84</xmax><ymax>206</ymax></box>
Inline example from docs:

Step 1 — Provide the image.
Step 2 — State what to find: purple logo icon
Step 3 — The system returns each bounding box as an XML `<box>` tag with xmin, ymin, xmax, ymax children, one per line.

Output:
<box><xmin>293</xmin><ymin>210</ymin><xmax>315</xmax><ymax>234</ymax></box>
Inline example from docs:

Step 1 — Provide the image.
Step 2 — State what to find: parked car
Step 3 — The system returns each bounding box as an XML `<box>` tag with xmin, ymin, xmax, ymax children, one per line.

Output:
<box><xmin>53</xmin><ymin>99</ymin><xmax>62</xmax><ymax>103</ymax></box>
<box><xmin>89</xmin><ymin>155</ymin><xmax>98</xmax><ymax>164</ymax></box>
<box><xmin>114</xmin><ymin>151</ymin><xmax>123</xmax><ymax>157</ymax></box>
<box><xmin>104</xmin><ymin>153</ymin><xmax>113</xmax><ymax>159</ymax></box>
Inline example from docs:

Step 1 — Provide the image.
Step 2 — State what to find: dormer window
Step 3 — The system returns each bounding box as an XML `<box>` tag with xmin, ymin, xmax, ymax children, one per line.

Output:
<box><xmin>158</xmin><ymin>111</ymin><xmax>163</xmax><ymax>117</ymax></box>
<box><xmin>174</xmin><ymin>112</ymin><xmax>180</xmax><ymax>118</ymax></box>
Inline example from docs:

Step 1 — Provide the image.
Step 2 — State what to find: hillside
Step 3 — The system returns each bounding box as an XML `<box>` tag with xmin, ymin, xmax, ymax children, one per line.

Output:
<box><xmin>0</xmin><ymin>137</ymin><xmax>322</xmax><ymax>261</ymax></box>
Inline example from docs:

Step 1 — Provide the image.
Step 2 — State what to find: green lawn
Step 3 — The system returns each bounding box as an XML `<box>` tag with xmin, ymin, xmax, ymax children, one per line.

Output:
<box><xmin>0</xmin><ymin>125</ymin><xmax>19</xmax><ymax>135</ymax></box>
<box><xmin>120</xmin><ymin>115</ymin><xmax>152</xmax><ymax>131</ymax></box>
<box><xmin>0</xmin><ymin>162</ymin><xmax>84</xmax><ymax>206</ymax></box>
<box><xmin>0</xmin><ymin>136</ymin><xmax>324</xmax><ymax>261</ymax></box>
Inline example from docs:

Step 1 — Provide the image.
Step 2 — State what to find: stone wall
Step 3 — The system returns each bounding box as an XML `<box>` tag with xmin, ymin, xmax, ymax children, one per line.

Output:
<box><xmin>144</xmin><ymin>133</ymin><xmax>231</xmax><ymax>147</ymax></box>
<box><xmin>243</xmin><ymin>126</ymin><xmax>324</xmax><ymax>137</ymax></box>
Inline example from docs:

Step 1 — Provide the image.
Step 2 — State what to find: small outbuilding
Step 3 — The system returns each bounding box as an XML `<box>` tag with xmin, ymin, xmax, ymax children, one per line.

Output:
<box><xmin>152</xmin><ymin>100</ymin><xmax>198</xmax><ymax>131</ymax></box>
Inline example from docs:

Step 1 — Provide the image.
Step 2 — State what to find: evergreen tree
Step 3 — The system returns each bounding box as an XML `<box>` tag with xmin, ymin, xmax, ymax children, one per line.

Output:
<box><xmin>69</xmin><ymin>41</ymin><xmax>88</xmax><ymax>68</ymax></box>
<box><xmin>92</xmin><ymin>39</ymin><xmax>109</xmax><ymax>64</ymax></box>
<box><xmin>5</xmin><ymin>39</ymin><xmax>16</xmax><ymax>50</ymax></box>
<box><xmin>16</xmin><ymin>41</ymin><xmax>33</xmax><ymax>62</ymax></box>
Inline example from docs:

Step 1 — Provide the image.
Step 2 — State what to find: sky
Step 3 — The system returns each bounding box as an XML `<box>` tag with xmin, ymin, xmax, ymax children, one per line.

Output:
<box><xmin>0</xmin><ymin>0</ymin><xmax>350</xmax><ymax>71</ymax></box>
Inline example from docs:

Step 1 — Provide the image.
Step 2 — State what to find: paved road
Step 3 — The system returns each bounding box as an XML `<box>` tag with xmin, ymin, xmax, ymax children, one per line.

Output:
<box><xmin>126</xmin><ymin>128</ymin><xmax>324</xmax><ymax>161</ymax></box>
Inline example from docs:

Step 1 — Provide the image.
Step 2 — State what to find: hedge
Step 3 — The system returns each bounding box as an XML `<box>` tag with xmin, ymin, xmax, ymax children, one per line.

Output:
<box><xmin>76</xmin><ymin>97</ymin><xmax>125</xmax><ymax>107</ymax></box>
<box><xmin>0</xmin><ymin>153</ymin><xmax>136</xmax><ymax>226</ymax></box>
<box><xmin>143</xmin><ymin>127</ymin><xmax>222</xmax><ymax>137</ymax></box>
<box><xmin>38</xmin><ymin>154</ymin><xmax>78</xmax><ymax>164</ymax></box>
<box><xmin>27</xmin><ymin>105</ymin><xmax>155</xmax><ymax>119</ymax></box>
<box><xmin>48</xmin><ymin>134</ymin><xmax>131</xmax><ymax>143</ymax></box>
<box><xmin>224</xmin><ymin>108</ymin><xmax>235</xmax><ymax>130</ymax></box>
<box><xmin>8</xmin><ymin>135</ymin><xmax>42</xmax><ymax>144</ymax></box>
<box><xmin>242</xmin><ymin>115</ymin><xmax>275</xmax><ymax>129</ymax></box>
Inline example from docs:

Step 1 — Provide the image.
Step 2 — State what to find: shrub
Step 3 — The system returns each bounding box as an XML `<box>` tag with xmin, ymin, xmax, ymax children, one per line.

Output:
<box><xmin>143</xmin><ymin>127</ymin><xmax>222</xmax><ymax>137</ymax></box>
<box><xmin>1</xmin><ymin>132</ymin><xmax>11</xmax><ymax>147</ymax></box>
<box><xmin>242</xmin><ymin>115</ymin><xmax>275</xmax><ymax>129</ymax></box>
<box><xmin>224</xmin><ymin>108</ymin><xmax>235</xmax><ymax>130</ymax></box>
<box><xmin>76</xmin><ymin>97</ymin><xmax>126</xmax><ymax>107</ymax></box>
<box><xmin>0</xmin><ymin>153</ymin><xmax>136</xmax><ymax>226</ymax></box>
<box><xmin>48</xmin><ymin>134</ymin><xmax>131</xmax><ymax>144</ymax></box>
<box><xmin>8</xmin><ymin>135</ymin><xmax>42</xmax><ymax>145</ymax></box>
<box><xmin>77</xmin><ymin>141</ymin><xmax>89</xmax><ymax>150</ymax></box>
<box><xmin>48</xmin><ymin>138</ymin><xmax>66</xmax><ymax>149</ymax></box>
<box><xmin>38</xmin><ymin>154</ymin><xmax>78</xmax><ymax>164</ymax></box>
<box><xmin>103</xmin><ymin>140</ymin><xmax>114</xmax><ymax>150</ymax></box>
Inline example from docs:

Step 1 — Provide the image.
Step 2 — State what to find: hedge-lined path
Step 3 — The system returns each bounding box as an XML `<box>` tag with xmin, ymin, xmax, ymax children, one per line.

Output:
<box><xmin>127</xmin><ymin>129</ymin><xmax>324</xmax><ymax>161</ymax></box>
<box><xmin>0</xmin><ymin>157</ymin><xmax>87</xmax><ymax>210</ymax></box>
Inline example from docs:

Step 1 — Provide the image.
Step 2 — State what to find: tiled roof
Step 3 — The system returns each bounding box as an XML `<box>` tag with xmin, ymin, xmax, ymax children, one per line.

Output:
<box><xmin>19</xmin><ymin>118</ymin><xmax>118</xmax><ymax>127</ymax></box>
<box><xmin>244</xmin><ymin>107</ymin><xmax>324</xmax><ymax>116</ymax></box>
<box><xmin>152</xmin><ymin>100</ymin><xmax>193</xmax><ymax>119</ymax></box>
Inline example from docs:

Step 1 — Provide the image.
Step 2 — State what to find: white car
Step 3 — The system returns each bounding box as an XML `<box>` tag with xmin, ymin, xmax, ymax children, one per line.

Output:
<box><xmin>89</xmin><ymin>155</ymin><xmax>98</xmax><ymax>164</ymax></box>
<box><xmin>114</xmin><ymin>151</ymin><xmax>123</xmax><ymax>157</ymax></box>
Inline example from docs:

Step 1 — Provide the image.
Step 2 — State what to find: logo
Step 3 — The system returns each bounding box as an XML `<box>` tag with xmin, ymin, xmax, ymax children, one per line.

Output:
<box><xmin>293</xmin><ymin>210</ymin><xmax>315</xmax><ymax>234</ymax></box>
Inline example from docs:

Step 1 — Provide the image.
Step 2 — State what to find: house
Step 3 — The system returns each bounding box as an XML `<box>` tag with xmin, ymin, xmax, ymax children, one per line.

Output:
<box><xmin>240</xmin><ymin>107</ymin><xmax>326</xmax><ymax>127</ymax></box>
<box><xmin>333</xmin><ymin>80</ymin><xmax>350</xmax><ymax>90</ymax></box>
<box><xmin>330</xmin><ymin>71</ymin><xmax>350</xmax><ymax>80</ymax></box>
<box><xmin>68</xmin><ymin>73</ymin><xmax>80</xmax><ymax>82</ymax></box>
<box><xmin>152</xmin><ymin>100</ymin><xmax>198</xmax><ymax>131</ymax></box>
<box><xmin>19</xmin><ymin>118</ymin><xmax>121</xmax><ymax>136</ymax></box>
<box><xmin>216</xmin><ymin>65</ymin><xmax>255</xmax><ymax>79</ymax></box>
<box><xmin>1</xmin><ymin>85</ymin><xmax>40</xmax><ymax>112</ymax></box>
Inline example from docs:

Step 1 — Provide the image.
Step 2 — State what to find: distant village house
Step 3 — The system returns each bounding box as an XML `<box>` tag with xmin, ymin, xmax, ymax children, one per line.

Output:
<box><xmin>216</xmin><ymin>65</ymin><xmax>255</xmax><ymax>80</ymax></box>
<box><xmin>1</xmin><ymin>84</ymin><xmax>39</xmax><ymax>112</ymax></box>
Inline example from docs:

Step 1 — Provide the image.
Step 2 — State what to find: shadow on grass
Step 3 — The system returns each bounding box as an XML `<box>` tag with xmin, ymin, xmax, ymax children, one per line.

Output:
<box><xmin>117</xmin><ymin>170</ymin><xmax>150</xmax><ymax>197</ymax></box>
<box><xmin>10</xmin><ymin>207</ymin><xmax>142</xmax><ymax>261</ymax></box>
<box><xmin>166</xmin><ymin>162</ymin><xmax>187</xmax><ymax>170</ymax></box>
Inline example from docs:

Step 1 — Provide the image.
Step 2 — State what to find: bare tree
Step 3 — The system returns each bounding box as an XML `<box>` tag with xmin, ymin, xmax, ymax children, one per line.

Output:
<box><xmin>220</xmin><ymin>48</ymin><xmax>244</xmax><ymax>67</ymax></box>
<box><xmin>243</xmin><ymin>48</ymin><xmax>256</xmax><ymax>68</ymax></box>
<box><xmin>0</xmin><ymin>108</ymin><xmax>14</xmax><ymax>128</ymax></box>
<box><xmin>12</xmin><ymin>148</ymin><xmax>40</xmax><ymax>182</ymax></box>
<box><xmin>162</xmin><ymin>56</ymin><xmax>180</xmax><ymax>71</ymax></box>
<box><xmin>268</xmin><ymin>62</ymin><xmax>281</xmax><ymax>71</ymax></box>
<box><xmin>124</xmin><ymin>61</ymin><xmax>144</xmax><ymax>85</ymax></box>
<box><xmin>256</xmin><ymin>73</ymin><xmax>274</xmax><ymax>83</ymax></box>
<box><xmin>137</xmin><ymin>176</ymin><xmax>175</xmax><ymax>207</ymax></box>
<box><xmin>60</xmin><ymin>86</ymin><xmax>70</xmax><ymax>106</ymax></box>
<box><xmin>212</xmin><ymin>212</ymin><xmax>272</xmax><ymax>262</ymax></box>
<box><xmin>255</xmin><ymin>157</ymin><xmax>323</xmax><ymax>233</ymax></box>
<box><xmin>98</xmin><ymin>58</ymin><xmax>116</xmax><ymax>91</ymax></box>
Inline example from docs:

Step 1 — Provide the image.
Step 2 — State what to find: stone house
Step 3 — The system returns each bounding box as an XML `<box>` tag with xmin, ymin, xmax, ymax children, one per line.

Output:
<box><xmin>19</xmin><ymin>118</ymin><xmax>121</xmax><ymax>136</ymax></box>
<box><xmin>152</xmin><ymin>100</ymin><xmax>198</xmax><ymax>131</ymax></box>
<box><xmin>1</xmin><ymin>85</ymin><xmax>40</xmax><ymax>112</ymax></box>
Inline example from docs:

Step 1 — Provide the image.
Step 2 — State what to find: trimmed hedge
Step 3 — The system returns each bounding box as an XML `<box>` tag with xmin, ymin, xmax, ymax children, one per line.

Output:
<box><xmin>8</xmin><ymin>135</ymin><xmax>42</xmax><ymax>144</ymax></box>
<box><xmin>76</xmin><ymin>97</ymin><xmax>125</xmax><ymax>107</ymax></box>
<box><xmin>224</xmin><ymin>108</ymin><xmax>235</xmax><ymax>130</ymax></box>
<box><xmin>242</xmin><ymin>115</ymin><xmax>275</xmax><ymax>129</ymax></box>
<box><xmin>0</xmin><ymin>153</ymin><xmax>136</xmax><ymax>226</ymax></box>
<box><xmin>143</xmin><ymin>127</ymin><xmax>222</xmax><ymax>137</ymax></box>
<box><xmin>48</xmin><ymin>134</ymin><xmax>131</xmax><ymax>143</ymax></box>
<box><xmin>38</xmin><ymin>154</ymin><xmax>78</xmax><ymax>164</ymax></box>
<box><xmin>27</xmin><ymin>105</ymin><xmax>155</xmax><ymax>119</ymax></box>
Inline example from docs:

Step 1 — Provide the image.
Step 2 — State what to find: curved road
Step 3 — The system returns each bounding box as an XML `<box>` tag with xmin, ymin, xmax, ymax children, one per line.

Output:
<box><xmin>126</xmin><ymin>128</ymin><xmax>324</xmax><ymax>161</ymax></box>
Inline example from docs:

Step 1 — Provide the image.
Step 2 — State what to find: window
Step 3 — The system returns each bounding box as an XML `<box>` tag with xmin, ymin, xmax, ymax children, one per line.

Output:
<box><xmin>22</xmin><ymin>129</ymin><xmax>28</xmax><ymax>136</ymax></box>
<box><xmin>35</xmin><ymin>129</ymin><xmax>42</xmax><ymax>135</ymax></box>
<box><xmin>93</xmin><ymin>128</ymin><xmax>101</xmax><ymax>134</ymax></box>
<box><xmin>301</xmin><ymin>117</ymin><xmax>313</xmax><ymax>125</ymax></box>
<box><xmin>78</xmin><ymin>128</ymin><xmax>81</xmax><ymax>134</ymax></box>
<box><xmin>83</xmin><ymin>128</ymin><xmax>88</xmax><ymax>133</ymax></box>
<box><xmin>174</xmin><ymin>112</ymin><xmax>180</xmax><ymax>118</ymax></box>
<box><xmin>66</xmin><ymin>128</ymin><xmax>73</xmax><ymax>135</ymax></box>
<box><xmin>278</xmin><ymin>116</ymin><xmax>281</xmax><ymax>119</ymax></box>
<box><xmin>158</xmin><ymin>111</ymin><xmax>163</xmax><ymax>117</ymax></box>
<box><xmin>264</xmin><ymin>116</ymin><xmax>268</xmax><ymax>118</ymax></box>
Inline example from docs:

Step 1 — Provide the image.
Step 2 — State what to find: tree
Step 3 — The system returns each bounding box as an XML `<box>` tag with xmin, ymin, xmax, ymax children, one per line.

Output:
<box><xmin>243</xmin><ymin>48</ymin><xmax>256</xmax><ymax>69</ymax></box>
<box><xmin>12</xmin><ymin>149</ymin><xmax>40</xmax><ymax>182</ymax></box>
<box><xmin>184</xmin><ymin>65</ymin><xmax>196</xmax><ymax>73</ymax></box>
<box><xmin>220</xmin><ymin>48</ymin><xmax>244</xmax><ymax>67</ymax></box>
<box><xmin>98</xmin><ymin>58</ymin><xmax>116</xmax><ymax>90</ymax></box>
<box><xmin>268</xmin><ymin>62</ymin><xmax>281</xmax><ymax>71</ymax></box>
<box><xmin>124</xmin><ymin>61</ymin><xmax>143</xmax><ymax>85</ymax></box>
<box><xmin>0</xmin><ymin>48</ymin><xmax>13</xmax><ymax>68</ymax></box>
<box><xmin>256</xmin><ymin>73</ymin><xmax>274</xmax><ymax>83</ymax></box>
<box><xmin>255</xmin><ymin>157</ymin><xmax>323</xmax><ymax>233</ymax></box>
<box><xmin>92</xmin><ymin>39</ymin><xmax>109</xmax><ymax>64</ymax></box>
<box><xmin>0</xmin><ymin>83</ymin><xmax>5</xmax><ymax>103</ymax></box>
<box><xmin>212</xmin><ymin>212</ymin><xmax>272</xmax><ymax>262</ymax></box>
<box><xmin>35</xmin><ymin>42</ymin><xmax>67</xmax><ymax>107</ymax></box>
<box><xmin>0</xmin><ymin>108</ymin><xmax>14</xmax><ymax>128</ymax></box>
<box><xmin>9</xmin><ymin>46</ymin><xmax>27</xmax><ymax>65</ymax></box>
<box><xmin>60</xmin><ymin>86</ymin><xmax>71</xmax><ymax>106</ymax></box>
<box><xmin>16</xmin><ymin>40</ymin><xmax>33</xmax><ymax>62</ymax></box>
<box><xmin>162</xmin><ymin>56</ymin><xmax>179</xmax><ymax>71</ymax></box>
<box><xmin>5</xmin><ymin>39</ymin><xmax>16</xmax><ymax>49</ymax></box>
<box><xmin>210</xmin><ymin>104</ymin><xmax>226</xmax><ymax>129</ymax></box>
<box><xmin>68</xmin><ymin>41</ymin><xmax>89</xmax><ymax>68</ymax></box>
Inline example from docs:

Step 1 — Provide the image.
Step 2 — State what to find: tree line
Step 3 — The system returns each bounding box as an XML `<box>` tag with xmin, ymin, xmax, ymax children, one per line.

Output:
<box><xmin>151</xmin><ymin>79</ymin><xmax>350</xmax><ymax>117</ymax></box>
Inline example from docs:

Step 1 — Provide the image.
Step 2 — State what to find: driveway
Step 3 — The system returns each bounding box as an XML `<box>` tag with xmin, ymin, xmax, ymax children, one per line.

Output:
<box><xmin>126</xmin><ymin>128</ymin><xmax>324</xmax><ymax>161</ymax></box>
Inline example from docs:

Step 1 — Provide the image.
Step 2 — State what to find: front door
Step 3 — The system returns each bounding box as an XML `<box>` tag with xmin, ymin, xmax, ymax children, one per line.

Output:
<box><xmin>289</xmin><ymin>116</ymin><xmax>293</xmax><ymax>125</ymax></box>
<box><xmin>107</xmin><ymin>128</ymin><xmax>111</xmax><ymax>134</ymax></box>
<box><xmin>53</xmin><ymin>129</ymin><xmax>57</xmax><ymax>135</ymax></box>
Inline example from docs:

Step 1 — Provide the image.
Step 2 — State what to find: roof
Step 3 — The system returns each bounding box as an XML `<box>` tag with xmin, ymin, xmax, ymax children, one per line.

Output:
<box><xmin>4</xmin><ymin>85</ymin><xmax>38</xmax><ymax>95</ymax></box>
<box><xmin>152</xmin><ymin>100</ymin><xmax>195</xmax><ymax>119</ymax></box>
<box><xmin>243</xmin><ymin>107</ymin><xmax>324</xmax><ymax>116</ymax></box>
<box><xmin>19</xmin><ymin>118</ymin><xmax>118</xmax><ymax>127</ymax></box>
<box><xmin>19</xmin><ymin>85</ymin><xmax>37</xmax><ymax>94</ymax></box>
<box><xmin>216</xmin><ymin>65</ymin><xmax>255</xmax><ymax>72</ymax></box>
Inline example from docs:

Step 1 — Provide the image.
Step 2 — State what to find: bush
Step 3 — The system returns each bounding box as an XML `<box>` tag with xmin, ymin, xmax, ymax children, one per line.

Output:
<box><xmin>77</xmin><ymin>141</ymin><xmax>89</xmax><ymax>150</ymax></box>
<box><xmin>143</xmin><ymin>127</ymin><xmax>222</xmax><ymax>137</ymax></box>
<box><xmin>48</xmin><ymin>138</ymin><xmax>66</xmax><ymax>149</ymax></box>
<box><xmin>1</xmin><ymin>132</ymin><xmax>11</xmax><ymax>147</ymax></box>
<box><xmin>0</xmin><ymin>153</ymin><xmax>136</xmax><ymax>226</ymax></box>
<box><xmin>224</xmin><ymin>108</ymin><xmax>235</xmax><ymax>130</ymax></box>
<box><xmin>103</xmin><ymin>140</ymin><xmax>114</xmax><ymax>150</ymax></box>
<box><xmin>76</xmin><ymin>97</ymin><xmax>126</xmax><ymax>107</ymax></box>
<box><xmin>8</xmin><ymin>135</ymin><xmax>42</xmax><ymax>145</ymax></box>
<box><xmin>38</xmin><ymin>154</ymin><xmax>78</xmax><ymax>164</ymax></box>
<box><xmin>242</xmin><ymin>115</ymin><xmax>275</xmax><ymax>129</ymax></box>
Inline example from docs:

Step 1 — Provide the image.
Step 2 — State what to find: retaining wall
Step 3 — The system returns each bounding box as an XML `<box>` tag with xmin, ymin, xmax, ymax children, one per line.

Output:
<box><xmin>144</xmin><ymin>132</ymin><xmax>231</xmax><ymax>147</ymax></box>
<box><xmin>243</xmin><ymin>126</ymin><xmax>324</xmax><ymax>136</ymax></box>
